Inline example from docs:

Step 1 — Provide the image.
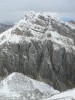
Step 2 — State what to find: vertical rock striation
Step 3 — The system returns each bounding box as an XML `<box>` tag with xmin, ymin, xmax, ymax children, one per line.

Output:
<box><xmin>0</xmin><ymin>12</ymin><xmax>75</xmax><ymax>91</ymax></box>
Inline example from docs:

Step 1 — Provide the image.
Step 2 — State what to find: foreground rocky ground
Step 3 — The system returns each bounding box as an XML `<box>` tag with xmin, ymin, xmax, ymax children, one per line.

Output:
<box><xmin>44</xmin><ymin>89</ymin><xmax>75</xmax><ymax>100</ymax></box>
<box><xmin>0</xmin><ymin>72</ymin><xmax>59</xmax><ymax>100</ymax></box>
<box><xmin>0</xmin><ymin>72</ymin><xmax>75</xmax><ymax>100</ymax></box>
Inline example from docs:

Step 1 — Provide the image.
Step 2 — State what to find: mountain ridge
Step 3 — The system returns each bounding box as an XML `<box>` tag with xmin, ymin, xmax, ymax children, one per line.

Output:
<box><xmin>0</xmin><ymin>11</ymin><xmax>75</xmax><ymax>91</ymax></box>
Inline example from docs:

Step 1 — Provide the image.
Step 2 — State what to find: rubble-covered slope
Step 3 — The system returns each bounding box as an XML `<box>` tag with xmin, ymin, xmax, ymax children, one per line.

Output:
<box><xmin>0</xmin><ymin>11</ymin><xmax>75</xmax><ymax>91</ymax></box>
<box><xmin>0</xmin><ymin>72</ymin><xmax>59</xmax><ymax>100</ymax></box>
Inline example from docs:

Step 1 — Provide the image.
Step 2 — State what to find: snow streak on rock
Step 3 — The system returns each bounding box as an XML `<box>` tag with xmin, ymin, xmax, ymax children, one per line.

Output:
<box><xmin>0</xmin><ymin>11</ymin><xmax>75</xmax><ymax>91</ymax></box>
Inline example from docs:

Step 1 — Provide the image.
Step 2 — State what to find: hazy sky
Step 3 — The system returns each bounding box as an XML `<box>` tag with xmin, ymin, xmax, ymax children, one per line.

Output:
<box><xmin>0</xmin><ymin>0</ymin><xmax>75</xmax><ymax>23</ymax></box>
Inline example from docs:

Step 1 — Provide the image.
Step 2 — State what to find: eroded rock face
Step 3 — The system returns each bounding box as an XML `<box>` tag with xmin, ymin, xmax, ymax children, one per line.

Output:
<box><xmin>0</xmin><ymin>12</ymin><xmax>75</xmax><ymax>91</ymax></box>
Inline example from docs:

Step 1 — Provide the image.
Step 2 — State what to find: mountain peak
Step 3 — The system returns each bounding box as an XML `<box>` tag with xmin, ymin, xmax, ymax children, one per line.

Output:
<box><xmin>0</xmin><ymin>12</ymin><xmax>75</xmax><ymax>92</ymax></box>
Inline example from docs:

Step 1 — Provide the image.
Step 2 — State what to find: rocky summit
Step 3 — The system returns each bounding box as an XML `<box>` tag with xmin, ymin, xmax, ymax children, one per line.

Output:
<box><xmin>0</xmin><ymin>11</ymin><xmax>75</xmax><ymax>92</ymax></box>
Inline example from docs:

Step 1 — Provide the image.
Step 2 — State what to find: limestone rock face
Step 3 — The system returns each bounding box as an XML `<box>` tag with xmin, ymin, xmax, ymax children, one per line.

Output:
<box><xmin>0</xmin><ymin>12</ymin><xmax>75</xmax><ymax>91</ymax></box>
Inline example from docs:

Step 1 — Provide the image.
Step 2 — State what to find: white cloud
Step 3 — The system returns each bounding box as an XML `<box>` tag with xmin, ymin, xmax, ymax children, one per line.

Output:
<box><xmin>0</xmin><ymin>0</ymin><xmax>75</xmax><ymax>23</ymax></box>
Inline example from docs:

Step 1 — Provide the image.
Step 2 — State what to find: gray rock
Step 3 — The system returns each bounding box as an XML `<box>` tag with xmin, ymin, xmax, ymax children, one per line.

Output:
<box><xmin>0</xmin><ymin>11</ymin><xmax>75</xmax><ymax>91</ymax></box>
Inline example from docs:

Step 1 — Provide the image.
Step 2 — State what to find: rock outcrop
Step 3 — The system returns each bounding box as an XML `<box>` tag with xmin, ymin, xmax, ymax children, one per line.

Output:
<box><xmin>0</xmin><ymin>72</ymin><xmax>59</xmax><ymax>100</ymax></box>
<box><xmin>0</xmin><ymin>11</ymin><xmax>75</xmax><ymax>91</ymax></box>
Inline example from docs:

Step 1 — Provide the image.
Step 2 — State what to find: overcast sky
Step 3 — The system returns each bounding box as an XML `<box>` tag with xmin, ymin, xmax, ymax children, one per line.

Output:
<box><xmin>0</xmin><ymin>0</ymin><xmax>75</xmax><ymax>23</ymax></box>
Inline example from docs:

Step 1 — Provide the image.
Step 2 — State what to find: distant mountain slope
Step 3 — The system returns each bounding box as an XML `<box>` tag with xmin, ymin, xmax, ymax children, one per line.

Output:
<box><xmin>0</xmin><ymin>11</ymin><xmax>75</xmax><ymax>91</ymax></box>
<box><xmin>68</xmin><ymin>20</ymin><xmax>75</xmax><ymax>29</ymax></box>
<box><xmin>0</xmin><ymin>23</ymin><xmax>13</xmax><ymax>33</ymax></box>
<box><xmin>68</xmin><ymin>20</ymin><xmax>75</xmax><ymax>25</ymax></box>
